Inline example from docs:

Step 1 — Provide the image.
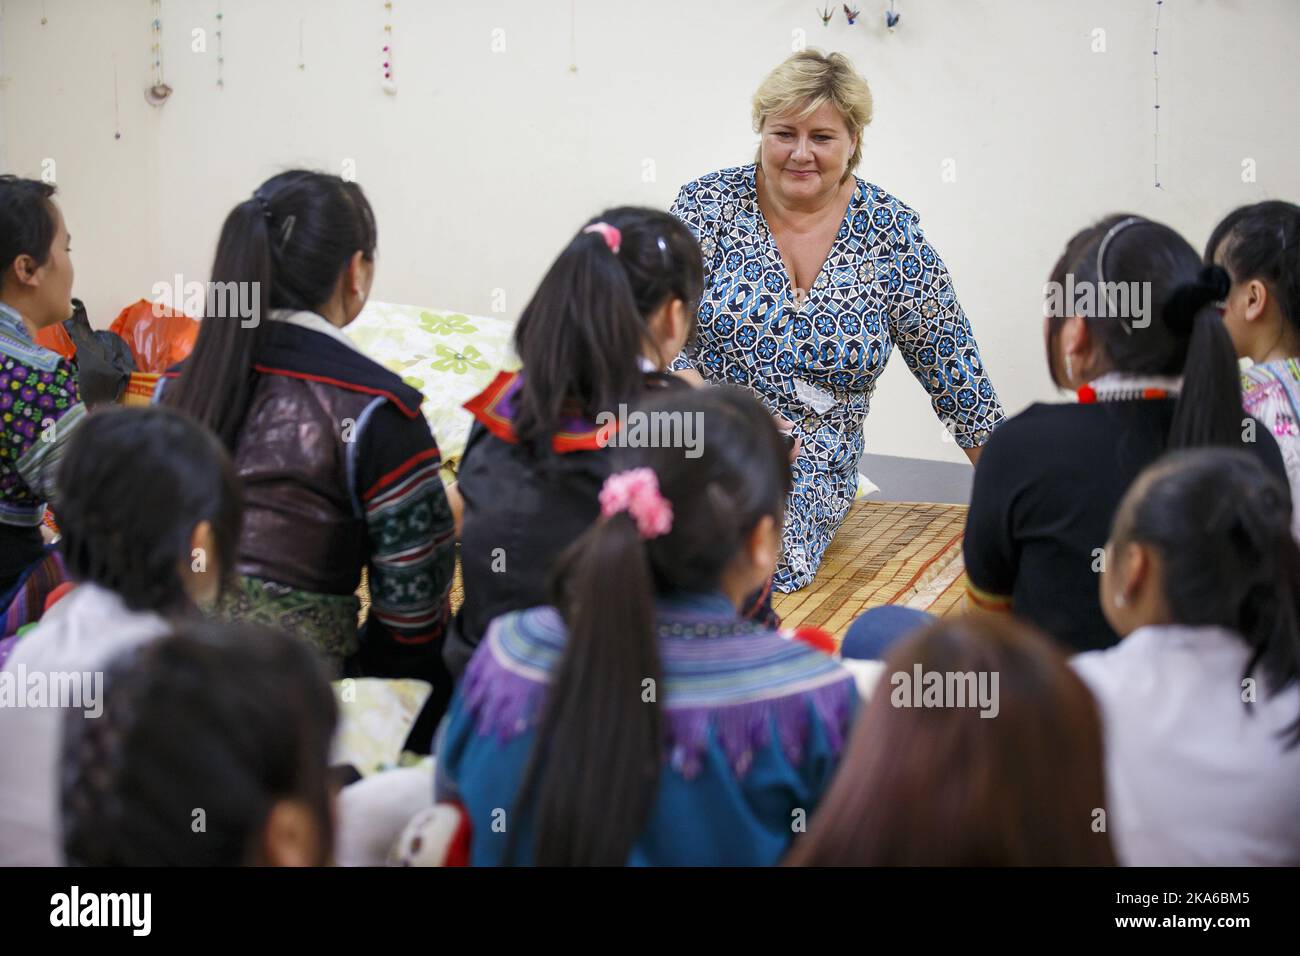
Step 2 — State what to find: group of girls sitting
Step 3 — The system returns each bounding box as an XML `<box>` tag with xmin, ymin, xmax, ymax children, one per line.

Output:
<box><xmin>0</xmin><ymin>167</ymin><xmax>1297</xmax><ymax>866</ymax></box>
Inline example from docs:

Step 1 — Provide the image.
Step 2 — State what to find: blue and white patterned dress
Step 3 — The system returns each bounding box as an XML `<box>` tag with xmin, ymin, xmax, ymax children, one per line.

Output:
<box><xmin>669</xmin><ymin>165</ymin><xmax>1005</xmax><ymax>590</ymax></box>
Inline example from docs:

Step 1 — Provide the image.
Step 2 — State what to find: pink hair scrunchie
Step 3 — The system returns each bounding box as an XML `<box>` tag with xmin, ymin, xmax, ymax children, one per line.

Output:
<box><xmin>582</xmin><ymin>222</ymin><xmax>622</xmax><ymax>254</ymax></box>
<box><xmin>599</xmin><ymin>467</ymin><xmax>673</xmax><ymax>539</ymax></box>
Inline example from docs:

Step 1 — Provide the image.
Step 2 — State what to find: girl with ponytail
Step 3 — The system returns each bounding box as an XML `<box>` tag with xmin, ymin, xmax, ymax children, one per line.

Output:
<box><xmin>435</xmin><ymin>386</ymin><xmax>857</xmax><ymax>865</ymax></box>
<box><xmin>1075</xmin><ymin>447</ymin><xmax>1300</xmax><ymax>865</ymax></box>
<box><xmin>448</xmin><ymin>207</ymin><xmax>777</xmax><ymax>678</ymax></box>
<box><xmin>964</xmin><ymin>214</ymin><xmax>1289</xmax><ymax>652</ymax></box>
<box><xmin>160</xmin><ymin>171</ymin><xmax>456</xmax><ymax>743</ymax></box>
<box><xmin>1206</xmin><ymin>200</ymin><xmax>1300</xmax><ymax>539</ymax></box>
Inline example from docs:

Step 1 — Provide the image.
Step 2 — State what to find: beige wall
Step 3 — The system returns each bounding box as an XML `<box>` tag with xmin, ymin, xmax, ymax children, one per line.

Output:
<box><xmin>4</xmin><ymin>0</ymin><xmax>1298</xmax><ymax>461</ymax></box>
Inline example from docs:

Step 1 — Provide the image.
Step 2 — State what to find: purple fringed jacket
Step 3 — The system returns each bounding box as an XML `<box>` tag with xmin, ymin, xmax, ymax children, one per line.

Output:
<box><xmin>434</xmin><ymin>590</ymin><xmax>858</xmax><ymax>866</ymax></box>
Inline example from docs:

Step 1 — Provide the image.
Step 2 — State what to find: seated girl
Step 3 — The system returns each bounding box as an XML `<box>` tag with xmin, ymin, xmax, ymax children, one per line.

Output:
<box><xmin>1205</xmin><ymin>200</ymin><xmax>1300</xmax><ymax>539</ymax></box>
<box><xmin>159</xmin><ymin>171</ymin><xmax>457</xmax><ymax>732</ymax></box>
<box><xmin>447</xmin><ymin>208</ymin><xmax>778</xmax><ymax>678</ymax></box>
<box><xmin>1074</xmin><ymin>447</ymin><xmax>1300</xmax><ymax>865</ymax></box>
<box><xmin>964</xmin><ymin>214</ymin><xmax>1288</xmax><ymax>652</ymax></box>
<box><xmin>62</xmin><ymin>621</ymin><xmax>337</xmax><ymax>866</ymax></box>
<box><xmin>0</xmin><ymin>405</ymin><xmax>240</xmax><ymax>865</ymax></box>
<box><xmin>0</xmin><ymin>175</ymin><xmax>86</xmax><ymax>611</ymax></box>
<box><xmin>436</xmin><ymin>387</ymin><xmax>857</xmax><ymax>865</ymax></box>
<box><xmin>787</xmin><ymin>615</ymin><xmax>1115</xmax><ymax>865</ymax></box>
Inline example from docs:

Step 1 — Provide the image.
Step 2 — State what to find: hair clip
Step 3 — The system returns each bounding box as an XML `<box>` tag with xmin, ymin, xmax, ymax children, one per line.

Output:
<box><xmin>656</xmin><ymin>236</ymin><xmax>670</xmax><ymax>266</ymax></box>
<box><xmin>279</xmin><ymin>215</ymin><xmax>296</xmax><ymax>251</ymax></box>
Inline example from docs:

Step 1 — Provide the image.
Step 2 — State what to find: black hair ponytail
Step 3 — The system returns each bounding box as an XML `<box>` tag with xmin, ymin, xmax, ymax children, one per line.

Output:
<box><xmin>164</xmin><ymin>199</ymin><xmax>274</xmax><ymax>448</ymax></box>
<box><xmin>1115</xmin><ymin>448</ymin><xmax>1300</xmax><ymax>746</ymax></box>
<box><xmin>514</xmin><ymin>512</ymin><xmax>661</xmax><ymax>866</ymax></box>
<box><xmin>1167</xmin><ymin>264</ymin><xmax>1242</xmax><ymax>448</ymax></box>
<box><xmin>509</xmin><ymin>386</ymin><xmax>790</xmax><ymax>865</ymax></box>
<box><xmin>164</xmin><ymin>171</ymin><xmax>377</xmax><ymax>449</ymax></box>
<box><xmin>512</xmin><ymin>206</ymin><xmax>703</xmax><ymax>449</ymax></box>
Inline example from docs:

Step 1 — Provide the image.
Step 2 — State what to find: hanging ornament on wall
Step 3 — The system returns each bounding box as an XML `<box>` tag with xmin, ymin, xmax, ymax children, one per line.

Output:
<box><xmin>298</xmin><ymin>18</ymin><xmax>306</xmax><ymax>71</ymax></box>
<box><xmin>215</xmin><ymin>2</ymin><xmax>224</xmax><ymax>90</ymax></box>
<box><xmin>1152</xmin><ymin>0</ymin><xmax>1163</xmax><ymax>189</ymax></box>
<box><xmin>885</xmin><ymin>1</ymin><xmax>901</xmax><ymax>31</ymax></box>
<box><xmin>381</xmin><ymin>1</ymin><xmax>396</xmax><ymax>94</ymax></box>
<box><xmin>817</xmin><ymin>5</ymin><xmax>834</xmax><ymax>27</ymax></box>
<box><xmin>842</xmin><ymin>4</ymin><xmax>860</xmax><ymax>26</ymax></box>
<box><xmin>41</xmin><ymin>1</ymin><xmax>48</xmax><ymax>26</ymax></box>
<box><xmin>145</xmin><ymin>0</ymin><xmax>173</xmax><ymax>106</ymax></box>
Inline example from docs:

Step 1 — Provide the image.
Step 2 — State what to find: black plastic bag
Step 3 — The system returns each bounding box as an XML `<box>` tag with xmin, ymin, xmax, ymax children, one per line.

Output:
<box><xmin>62</xmin><ymin>298</ymin><xmax>136</xmax><ymax>407</ymax></box>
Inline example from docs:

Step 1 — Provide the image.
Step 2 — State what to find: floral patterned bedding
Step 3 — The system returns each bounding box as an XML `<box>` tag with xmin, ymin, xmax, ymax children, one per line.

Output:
<box><xmin>345</xmin><ymin>301</ymin><xmax>518</xmax><ymax>471</ymax></box>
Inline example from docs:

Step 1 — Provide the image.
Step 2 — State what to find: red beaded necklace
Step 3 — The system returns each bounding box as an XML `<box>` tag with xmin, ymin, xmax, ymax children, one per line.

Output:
<box><xmin>1076</xmin><ymin>373</ymin><xmax>1183</xmax><ymax>404</ymax></box>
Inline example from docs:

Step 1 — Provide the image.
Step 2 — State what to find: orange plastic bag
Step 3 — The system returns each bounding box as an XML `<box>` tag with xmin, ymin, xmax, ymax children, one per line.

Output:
<box><xmin>108</xmin><ymin>299</ymin><xmax>199</xmax><ymax>373</ymax></box>
<box><xmin>34</xmin><ymin>322</ymin><xmax>76</xmax><ymax>359</ymax></box>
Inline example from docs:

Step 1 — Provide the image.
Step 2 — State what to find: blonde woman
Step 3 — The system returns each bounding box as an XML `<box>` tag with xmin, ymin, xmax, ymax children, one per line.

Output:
<box><xmin>670</xmin><ymin>50</ymin><xmax>1004</xmax><ymax>590</ymax></box>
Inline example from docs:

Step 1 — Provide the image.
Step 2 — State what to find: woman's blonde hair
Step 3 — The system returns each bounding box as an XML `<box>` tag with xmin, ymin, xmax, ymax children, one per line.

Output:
<box><xmin>752</xmin><ymin>50</ymin><xmax>873</xmax><ymax>181</ymax></box>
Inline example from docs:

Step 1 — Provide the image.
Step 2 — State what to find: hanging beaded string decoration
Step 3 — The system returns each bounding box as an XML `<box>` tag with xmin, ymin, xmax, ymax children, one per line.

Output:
<box><xmin>381</xmin><ymin>1</ymin><xmax>396</xmax><ymax>94</ymax></box>
<box><xmin>215</xmin><ymin>2</ymin><xmax>224</xmax><ymax>90</ymax></box>
<box><xmin>145</xmin><ymin>0</ymin><xmax>173</xmax><ymax>105</ymax></box>
<box><xmin>1152</xmin><ymin>0</ymin><xmax>1163</xmax><ymax>189</ymax></box>
<box><xmin>151</xmin><ymin>1</ymin><xmax>162</xmax><ymax>82</ymax></box>
<box><xmin>568</xmin><ymin>0</ymin><xmax>578</xmax><ymax>73</ymax></box>
<box><xmin>113</xmin><ymin>61</ymin><xmax>122</xmax><ymax>139</ymax></box>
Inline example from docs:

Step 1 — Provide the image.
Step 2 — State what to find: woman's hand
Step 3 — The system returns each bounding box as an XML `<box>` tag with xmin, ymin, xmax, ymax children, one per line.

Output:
<box><xmin>773</xmin><ymin>412</ymin><xmax>801</xmax><ymax>462</ymax></box>
<box><xmin>672</xmin><ymin>367</ymin><xmax>708</xmax><ymax>388</ymax></box>
<box><xmin>444</xmin><ymin>479</ymin><xmax>464</xmax><ymax>540</ymax></box>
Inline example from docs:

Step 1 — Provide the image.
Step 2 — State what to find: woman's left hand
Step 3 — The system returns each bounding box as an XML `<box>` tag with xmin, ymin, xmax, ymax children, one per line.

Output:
<box><xmin>773</xmin><ymin>412</ymin><xmax>801</xmax><ymax>462</ymax></box>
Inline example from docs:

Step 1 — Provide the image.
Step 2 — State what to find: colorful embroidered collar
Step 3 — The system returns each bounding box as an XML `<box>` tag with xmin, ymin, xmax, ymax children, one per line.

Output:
<box><xmin>461</xmin><ymin>594</ymin><xmax>856</xmax><ymax>780</ymax></box>
<box><xmin>0</xmin><ymin>302</ymin><xmax>61</xmax><ymax>373</ymax></box>
<box><xmin>464</xmin><ymin>369</ymin><xmax>611</xmax><ymax>453</ymax></box>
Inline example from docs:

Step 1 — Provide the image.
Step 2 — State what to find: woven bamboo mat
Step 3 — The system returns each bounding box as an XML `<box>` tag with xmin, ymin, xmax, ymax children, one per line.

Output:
<box><xmin>771</xmin><ymin>500</ymin><xmax>969</xmax><ymax>633</ymax></box>
<box><xmin>358</xmin><ymin>500</ymin><xmax>969</xmax><ymax>631</ymax></box>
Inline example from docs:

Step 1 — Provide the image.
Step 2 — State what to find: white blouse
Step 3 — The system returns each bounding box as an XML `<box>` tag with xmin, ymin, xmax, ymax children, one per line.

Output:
<box><xmin>0</xmin><ymin>584</ymin><xmax>169</xmax><ymax>865</ymax></box>
<box><xmin>1073</xmin><ymin>623</ymin><xmax>1300</xmax><ymax>866</ymax></box>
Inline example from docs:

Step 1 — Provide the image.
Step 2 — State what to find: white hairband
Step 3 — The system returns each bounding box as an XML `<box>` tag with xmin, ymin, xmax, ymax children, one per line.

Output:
<box><xmin>1095</xmin><ymin>216</ymin><xmax>1144</xmax><ymax>334</ymax></box>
